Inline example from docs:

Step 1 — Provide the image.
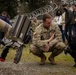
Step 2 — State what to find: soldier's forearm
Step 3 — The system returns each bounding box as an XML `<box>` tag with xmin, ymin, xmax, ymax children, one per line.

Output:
<box><xmin>48</xmin><ymin>33</ymin><xmax>55</xmax><ymax>42</ymax></box>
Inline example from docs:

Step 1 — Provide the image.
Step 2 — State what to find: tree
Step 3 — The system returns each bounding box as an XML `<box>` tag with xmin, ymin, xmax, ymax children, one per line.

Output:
<box><xmin>0</xmin><ymin>0</ymin><xmax>18</xmax><ymax>18</ymax></box>
<box><xmin>19</xmin><ymin>0</ymin><xmax>50</xmax><ymax>12</ymax></box>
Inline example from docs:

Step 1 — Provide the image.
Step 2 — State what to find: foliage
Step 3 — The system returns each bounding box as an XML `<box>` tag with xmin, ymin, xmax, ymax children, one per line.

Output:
<box><xmin>0</xmin><ymin>0</ymin><xmax>18</xmax><ymax>19</ymax></box>
<box><xmin>0</xmin><ymin>0</ymin><xmax>62</xmax><ymax>18</ymax></box>
<box><xmin>20</xmin><ymin>0</ymin><xmax>50</xmax><ymax>12</ymax></box>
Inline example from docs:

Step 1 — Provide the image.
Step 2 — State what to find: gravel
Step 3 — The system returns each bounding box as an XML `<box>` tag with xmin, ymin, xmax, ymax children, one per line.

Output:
<box><xmin>0</xmin><ymin>61</ymin><xmax>76</xmax><ymax>75</ymax></box>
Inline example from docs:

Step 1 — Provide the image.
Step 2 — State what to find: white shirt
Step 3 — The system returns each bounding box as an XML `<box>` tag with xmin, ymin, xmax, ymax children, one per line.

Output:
<box><xmin>54</xmin><ymin>16</ymin><xmax>62</xmax><ymax>26</ymax></box>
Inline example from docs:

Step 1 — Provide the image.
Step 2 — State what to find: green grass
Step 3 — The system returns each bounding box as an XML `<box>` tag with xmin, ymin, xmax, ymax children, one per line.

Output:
<box><xmin>0</xmin><ymin>45</ymin><xmax>76</xmax><ymax>75</ymax></box>
<box><xmin>0</xmin><ymin>44</ymin><xmax>74</xmax><ymax>63</ymax></box>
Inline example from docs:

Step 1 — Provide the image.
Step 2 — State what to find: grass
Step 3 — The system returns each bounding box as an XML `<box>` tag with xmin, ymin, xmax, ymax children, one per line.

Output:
<box><xmin>0</xmin><ymin>44</ymin><xmax>76</xmax><ymax>75</ymax></box>
<box><xmin>0</xmin><ymin>44</ymin><xmax>74</xmax><ymax>63</ymax></box>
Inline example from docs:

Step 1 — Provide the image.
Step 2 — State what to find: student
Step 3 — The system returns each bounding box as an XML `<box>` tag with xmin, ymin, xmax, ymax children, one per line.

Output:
<box><xmin>54</xmin><ymin>9</ymin><xmax>65</xmax><ymax>42</ymax></box>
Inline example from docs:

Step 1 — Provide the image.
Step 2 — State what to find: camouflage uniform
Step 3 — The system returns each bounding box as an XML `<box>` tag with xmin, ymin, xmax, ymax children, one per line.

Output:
<box><xmin>30</xmin><ymin>23</ymin><xmax>66</xmax><ymax>65</ymax></box>
<box><xmin>31</xmin><ymin>20</ymin><xmax>39</xmax><ymax>32</ymax></box>
<box><xmin>31</xmin><ymin>20</ymin><xmax>41</xmax><ymax>42</ymax></box>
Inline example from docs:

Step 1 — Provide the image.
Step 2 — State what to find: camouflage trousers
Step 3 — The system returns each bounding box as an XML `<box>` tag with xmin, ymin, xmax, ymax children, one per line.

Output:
<box><xmin>30</xmin><ymin>39</ymin><xmax>66</xmax><ymax>58</ymax></box>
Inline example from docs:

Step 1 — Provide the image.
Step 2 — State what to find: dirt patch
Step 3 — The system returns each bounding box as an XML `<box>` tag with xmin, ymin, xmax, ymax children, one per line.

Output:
<box><xmin>0</xmin><ymin>61</ymin><xmax>76</xmax><ymax>75</ymax></box>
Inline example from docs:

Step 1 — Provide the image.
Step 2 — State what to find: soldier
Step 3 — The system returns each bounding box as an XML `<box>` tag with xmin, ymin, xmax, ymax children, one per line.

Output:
<box><xmin>31</xmin><ymin>16</ymin><xmax>40</xmax><ymax>32</ymax></box>
<box><xmin>30</xmin><ymin>13</ymin><xmax>66</xmax><ymax>65</ymax></box>
<box><xmin>53</xmin><ymin>9</ymin><xmax>65</xmax><ymax>42</ymax></box>
<box><xmin>31</xmin><ymin>16</ymin><xmax>41</xmax><ymax>42</ymax></box>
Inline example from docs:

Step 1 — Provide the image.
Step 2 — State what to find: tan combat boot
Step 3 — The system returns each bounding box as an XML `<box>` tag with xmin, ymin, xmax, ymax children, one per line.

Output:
<box><xmin>48</xmin><ymin>57</ymin><xmax>57</xmax><ymax>65</ymax></box>
<box><xmin>39</xmin><ymin>55</ymin><xmax>46</xmax><ymax>65</ymax></box>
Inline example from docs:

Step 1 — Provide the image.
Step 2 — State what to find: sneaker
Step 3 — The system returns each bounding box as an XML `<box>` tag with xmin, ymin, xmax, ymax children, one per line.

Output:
<box><xmin>73</xmin><ymin>63</ymin><xmax>76</xmax><ymax>68</ymax></box>
<box><xmin>0</xmin><ymin>57</ymin><xmax>5</xmax><ymax>62</ymax></box>
<box><xmin>13</xmin><ymin>60</ymin><xmax>18</xmax><ymax>64</ymax></box>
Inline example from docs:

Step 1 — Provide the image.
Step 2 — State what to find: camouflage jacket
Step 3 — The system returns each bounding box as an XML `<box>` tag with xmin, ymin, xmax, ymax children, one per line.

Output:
<box><xmin>32</xmin><ymin>23</ymin><xmax>62</xmax><ymax>47</ymax></box>
<box><xmin>31</xmin><ymin>20</ymin><xmax>40</xmax><ymax>32</ymax></box>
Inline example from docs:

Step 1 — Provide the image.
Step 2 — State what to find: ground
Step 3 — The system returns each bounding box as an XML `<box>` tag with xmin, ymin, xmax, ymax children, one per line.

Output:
<box><xmin>0</xmin><ymin>45</ymin><xmax>76</xmax><ymax>75</ymax></box>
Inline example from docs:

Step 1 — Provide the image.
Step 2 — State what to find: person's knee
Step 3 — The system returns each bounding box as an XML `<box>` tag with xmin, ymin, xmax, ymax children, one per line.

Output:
<box><xmin>30</xmin><ymin>44</ymin><xmax>38</xmax><ymax>54</ymax></box>
<box><xmin>55</xmin><ymin>42</ymin><xmax>66</xmax><ymax>50</ymax></box>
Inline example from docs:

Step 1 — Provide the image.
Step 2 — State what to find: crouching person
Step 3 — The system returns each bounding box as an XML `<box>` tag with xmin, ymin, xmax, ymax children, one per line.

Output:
<box><xmin>30</xmin><ymin>13</ymin><xmax>66</xmax><ymax>65</ymax></box>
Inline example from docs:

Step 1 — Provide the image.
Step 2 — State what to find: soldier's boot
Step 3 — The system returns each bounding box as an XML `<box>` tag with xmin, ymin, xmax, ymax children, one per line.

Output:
<box><xmin>39</xmin><ymin>54</ymin><xmax>46</xmax><ymax>65</ymax></box>
<box><xmin>30</xmin><ymin>44</ymin><xmax>46</xmax><ymax>65</ymax></box>
<box><xmin>48</xmin><ymin>56</ymin><xmax>56</xmax><ymax>65</ymax></box>
<box><xmin>49</xmin><ymin>42</ymin><xmax>66</xmax><ymax>65</ymax></box>
<box><xmin>33</xmin><ymin>53</ymin><xmax>46</xmax><ymax>65</ymax></box>
<box><xmin>48</xmin><ymin>48</ymin><xmax>64</xmax><ymax>65</ymax></box>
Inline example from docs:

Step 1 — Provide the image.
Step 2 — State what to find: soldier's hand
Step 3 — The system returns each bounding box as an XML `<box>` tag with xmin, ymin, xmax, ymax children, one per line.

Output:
<box><xmin>43</xmin><ymin>44</ymin><xmax>50</xmax><ymax>52</ymax></box>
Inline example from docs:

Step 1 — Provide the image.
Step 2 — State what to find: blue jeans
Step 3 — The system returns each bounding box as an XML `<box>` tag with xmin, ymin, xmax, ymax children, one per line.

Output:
<box><xmin>58</xmin><ymin>25</ymin><xmax>65</xmax><ymax>42</ymax></box>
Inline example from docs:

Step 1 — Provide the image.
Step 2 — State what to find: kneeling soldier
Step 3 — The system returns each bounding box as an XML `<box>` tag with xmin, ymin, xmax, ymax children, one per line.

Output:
<box><xmin>30</xmin><ymin>13</ymin><xmax>66</xmax><ymax>65</ymax></box>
